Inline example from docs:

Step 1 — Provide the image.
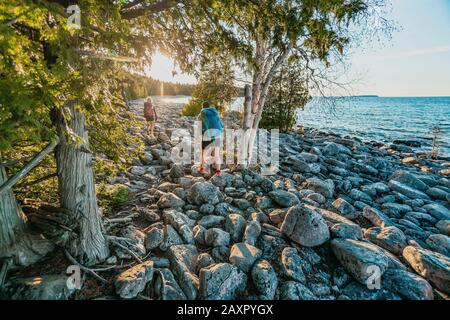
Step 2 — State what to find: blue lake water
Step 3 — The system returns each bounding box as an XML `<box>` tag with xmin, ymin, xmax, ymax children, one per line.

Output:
<box><xmin>153</xmin><ymin>95</ymin><xmax>450</xmax><ymax>156</ymax></box>
<box><xmin>297</xmin><ymin>96</ymin><xmax>450</xmax><ymax>156</ymax></box>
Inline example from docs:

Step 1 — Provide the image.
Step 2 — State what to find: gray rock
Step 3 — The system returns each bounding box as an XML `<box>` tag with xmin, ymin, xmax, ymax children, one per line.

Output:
<box><xmin>268</xmin><ymin>190</ymin><xmax>299</xmax><ymax>207</ymax></box>
<box><xmin>115</xmin><ymin>261</ymin><xmax>154</xmax><ymax>299</ymax></box>
<box><xmin>363</xmin><ymin>206</ymin><xmax>394</xmax><ymax>227</ymax></box>
<box><xmin>251</xmin><ymin>260</ymin><xmax>278</xmax><ymax>299</ymax></box>
<box><xmin>330</xmin><ymin>223</ymin><xmax>363</xmax><ymax>240</ymax></box>
<box><xmin>193</xmin><ymin>225</ymin><xmax>206</xmax><ymax>245</ymax></box>
<box><xmin>426</xmin><ymin>187</ymin><xmax>448</xmax><ymax>201</ymax></box>
<box><xmin>159</xmin><ymin>225</ymin><xmax>183</xmax><ymax>251</ymax></box>
<box><xmin>205</xmin><ymin>228</ymin><xmax>230</xmax><ymax>247</ymax></box>
<box><xmin>349</xmin><ymin>189</ymin><xmax>373</xmax><ymax>203</ymax></box>
<box><xmin>381</xmin><ymin>203</ymin><xmax>412</xmax><ymax>217</ymax></box>
<box><xmin>196</xmin><ymin>253</ymin><xmax>215</xmax><ymax>273</ymax></box>
<box><xmin>169</xmin><ymin>164</ymin><xmax>185</xmax><ymax>179</ymax></box>
<box><xmin>340</xmin><ymin>282</ymin><xmax>401</xmax><ymax>300</ymax></box>
<box><xmin>403</xmin><ymin>245</ymin><xmax>450</xmax><ymax>294</ymax></box>
<box><xmin>152</xmin><ymin>268</ymin><xmax>187</xmax><ymax>300</ymax></box>
<box><xmin>198</xmin><ymin>215</ymin><xmax>225</xmax><ymax>228</ymax></box>
<box><xmin>306</xmin><ymin>178</ymin><xmax>335</xmax><ymax>198</ymax></box>
<box><xmin>199</xmin><ymin>263</ymin><xmax>247</xmax><ymax>300</ymax></box>
<box><xmin>390</xmin><ymin>170</ymin><xmax>428</xmax><ymax>191</ymax></box>
<box><xmin>306</xmin><ymin>192</ymin><xmax>326</xmax><ymax>204</ymax></box>
<box><xmin>157</xmin><ymin>192</ymin><xmax>186</xmax><ymax>208</ymax></box>
<box><xmin>423</xmin><ymin>203</ymin><xmax>450</xmax><ymax>220</ymax></box>
<box><xmin>280</xmin><ymin>281</ymin><xmax>317</xmax><ymax>300</ymax></box>
<box><xmin>8</xmin><ymin>275</ymin><xmax>76</xmax><ymax>300</ymax></box>
<box><xmin>189</xmin><ymin>182</ymin><xmax>220</xmax><ymax>205</ymax></box>
<box><xmin>199</xmin><ymin>203</ymin><xmax>215</xmax><ymax>215</ymax></box>
<box><xmin>331</xmin><ymin>239</ymin><xmax>390</xmax><ymax>284</ymax></box>
<box><xmin>332</xmin><ymin>198</ymin><xmax>358</xmax><ymax>219</ymax></box>
<box><xmin>211</xmin><ymin>245</ymin><xmax>231</xmax><ymax>262</ymax></box>
<box><xmin>299</xmin><ymin>152</ymin><xmax>318</xmax><ymax>163</ymax></box>
<box><xmin>382</xmin><ymin>269</ymin><xmax>433</xmax><ymax>300</ymax></box>
<box><xmin>364</xmin><ymin>226</ymin><xmax>407</xmax><ymax>255</ymax></box>
<box><xmin>280</xmin><ymin>247</ymin><xmax>306</xmax><ymax>283</ymax></box>
<box><xmin>333</xmin><ymin>267</ymin><xmax>351</xmax><ymax>288</ymax></box>
<box><xmin>145</xmin><ymin>226</ymin><xmax>164</xmax><ymax>250</ymax></box>
<box><xmin>436</xmin><ymin>220</ymin><xmax>450</xmax><ymax>236</ymax></box>
<box><xmin>426</xmin><ymin>234</ymin><xmax>450</xmax><ymax>257</ymax></box>
<box><xmin>281</xmin><ymin>205</ymin><xmax>330</xmax><ymax>247</ymax></box>
<box><xmin>162</xmin><ymin>210</ymin><xmax>195</xmax><ymax>230</ymax></box>
<box><xmin>388</xmin><ymin>180</ymin><xmax>430</xmax><ymax>200</ymax></box>
<box><xmin>243</xmin><ymin>220</ymin><xmax>261</xmax><ymax>246</ymax></box>
<box><xmin>229</xmin><ymin>242</ymin><xmax>262</xmax><ymax>272</ymax></box>
<box><xmin>215</xmin><ymin>202</ymin><xmax>231</xmax><ymax>216</ymax></box>
<box><xmin>130</xmin><ymin>166</ymin><xmax>146</xmax><ymax>176</ymax></box>
<box><xmin>225</xmin><ymin>214</ymin><xmax>246</xmax><ymax>243</ymax></box>
<box><xmin>167</xmin><ymin>245</ymin><xmax>199</xmax><ymax>299</ymax></box>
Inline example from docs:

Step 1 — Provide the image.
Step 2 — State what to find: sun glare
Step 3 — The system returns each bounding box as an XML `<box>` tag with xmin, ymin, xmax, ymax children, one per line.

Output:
<box><xmin>144</xmin><ymin>51</ymin><xmax>196</xmax><ymax>84</ymax></box>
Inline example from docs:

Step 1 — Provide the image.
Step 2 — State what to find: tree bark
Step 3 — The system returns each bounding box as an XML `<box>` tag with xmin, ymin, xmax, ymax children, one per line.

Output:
<box><xmin>0</xmin><ymin>160</ymin><xmax>53</xmax><ymax>266</ymax></box>
<box><xmin>243</xmin><ymin>44</ymin><xmax>292</xmax><ymax>165</ymax></box>
<box><xmin>53</xmin><ymin>103</ymin><xmax>109</xmax><ymax>266</ymax></box>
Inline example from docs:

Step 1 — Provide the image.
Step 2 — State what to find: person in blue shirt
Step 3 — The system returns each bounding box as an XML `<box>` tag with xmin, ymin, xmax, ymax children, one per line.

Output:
<box><xmin>197</xmin><ymin>101</ymin><xmax>223</xmax><ymax>176</ymax></box>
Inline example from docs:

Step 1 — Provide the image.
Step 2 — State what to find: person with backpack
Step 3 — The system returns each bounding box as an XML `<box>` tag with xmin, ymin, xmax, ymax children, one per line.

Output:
<box><xmin>143</xmin><ymin>97</ymin><xmax>157</xmax><ymax>136</ymax></box>
<box><xmin>198</xmin><ymin>101</ymin><xmax>223</xmax><ymax>176</ymax></box>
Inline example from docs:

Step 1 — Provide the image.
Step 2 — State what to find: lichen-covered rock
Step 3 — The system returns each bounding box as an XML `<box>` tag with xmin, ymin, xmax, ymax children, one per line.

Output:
<box><xmin>157</xmin><ymin>192</ymin><xmax>185</xmax><ymax>208</ymax></box>
<box><xmin>332</xmin><ymin>198</ymin><xmax>358</xmax><ymax>219</ymax></box>
<box><xmin>199</xmin><ymin>263</ymin><xmax>247</xmax><ymax>300</ymax></box>
<box><xmin>152</xmin><ymin>268</ymin><xmax>187</xmax><ymax>300</ymax></box>
<box><xmin>305</xmin><ymin>178</ymin><xmax>335</xmax><ymax>198</ymax></box>
<box><xmin>189</xmin><ymin>182</ymin><xmax>220</xmax><ymax>205</ymax></box>
<box><xmin>225</xmin><ymin>214</ymin><xmax>246</xmax><ymax>243</ymax></box>
<box><xmin>251</xmin><ymin>260</ymin><xmax>278</xmax><ymax>299</ymax></box>
<box><xmin>364</xmin><ymin>226</ymin><xmax>407</xmax><ymax>255</ymax></box>
<box><xmin>362</xmin><ymin>206</ymin><xmax>394</xmax><ymax>227</ymax></box>
<box><xmin>382</xmin><ymin>269</ymin><xmax>433</xmax><ymax>300</ymax></box>
<box><xmin>268</xmin><ymin>190</ymin><xmax>299</xmax><ymax>207</ymax></box>
<box><xmin>403</xmin><ymin>245</ymin><xmax>450</xmax><ymax>294</ymax></box>
<box><xmin>229</xmin><ymin>242</ymin><xmax>262</xmax><ymax>273</ymax></box>
<box><xmin>205</xmin><ymin>228</ymin><xmax>230</xmax><ymax>247</ymax></box>
<box><xmin>8</xmin><ymin>275</ymin><xmax>76</xmax><ymax>300</ymax></box>
<box><xmin>280</xmin><ymin>205</ymin><xmax>330</xmax><ymax>247</ymax></box>
<box><xmin>115</xmin><ymin>261</ymin><xmax>154</xmax><ymax>299</ymax></box>
<box><xmin>280</xmin><ymin>247</ymin><xmax>306</xmax><ymax>283</ymax></box>
<box><xmin>166</xmin><ymin>245</ymin><xmax>199</xmax><ymax>299</ymax></box>
<box><xmin>243</xmin><ymin>220</ymin><xmax>261</xmax><ymax>246</ymax></box>
<box><xmin>280</xmin><ymin>281</ymin><xmax>317</xmax><ymax>300</ymax></box>
<box><xmin>331</xmin><ymin>239</ymin><xmax>390</xmax><ymax>284</ymax></box>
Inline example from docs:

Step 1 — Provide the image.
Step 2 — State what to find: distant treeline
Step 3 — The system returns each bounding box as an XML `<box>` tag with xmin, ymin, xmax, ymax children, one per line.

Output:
<box><xmin>123</xmin><ymin>73</ymin><xmax>195</xmax><ymax>99</ymax></box>
<box><xmin>123</xmin><ymin>73</ymin><xmax>244</xmax><ymax>100</ymax></box>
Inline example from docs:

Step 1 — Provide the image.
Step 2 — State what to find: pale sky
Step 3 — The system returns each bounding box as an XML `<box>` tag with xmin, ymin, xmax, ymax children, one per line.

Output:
<box><xmin>145</xmin><ymin>0</ymin><xmax>450</xmax><ymax>97</ymax></box>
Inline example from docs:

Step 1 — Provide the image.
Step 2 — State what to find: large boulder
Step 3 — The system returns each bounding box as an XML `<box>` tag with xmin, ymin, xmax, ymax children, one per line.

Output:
<box><xmin>425</xmin><ymin>234</ymin><xmax>450</xmax><ymax>257</ymax></box>
<box><xmin>403</xmin><ymin>246</ymin><xmax>450</xmax><ymax>294</ymax></box>
<box><xmin>389</xmin><ymin>170</ymin><xmax>428</xmax><ymax>192</ymax></box>
<box><xmin>364</xmin><ymin>226</ymin><xmax>408</xmax><ymax>255</ymax></box>
<box><xmin>331</xmin><ymin>239</ymin><xmax>390</xmax><ymax>284</ymax></box>
<box><xmin>436</xmin><ymin>220</ymin><xmax>450</xmax><ymax>236</ymax></box>
<box><xmin>189</xmin><ymin>182</ymin><xmax>220</xmax><ymax>205</ymax></box>
<box><xmin>251</xmin><ymin>260</ymin><xmax>278</xmax><ymax>299</ymax></box>
<box><xmin>382</xmin><ymin>269</ymin><xmax>434</xmax><ymax>300</ymax></box>
<box><xmin>305</xmin><ymin>178</ymin><xmax>335</xmax><ymax>198</ymax></box>
<box><xmin>115</xmin><ymin>261</ymin><xmax>154</xmax><ymax>299</ymax></box>
<box><xmin>423</xmin><ymin>203</ymin><xmax>450</xmax><ymax>220</ymax></box>
<box><xmin>280</xmin><ymin>247</ymin><xmax>306</xmax><ymax>283</ymax></box>
<box><xmin>268</xmin><ymin>190</ymin><xmax>299</xmax><ymax>207</ymax></box>
<box><xmin>166</xmin><ymin>245</ymin><xmax>199</xmax><ymax>299</ymax></box>
<box><xmin>281</xmin><ymin>205</ymin><xmax>330</xmax><ymax>247</ymax></box>
<box><xmin>229</xmin><ymin>242</ymin><xmax>262</xmax><ymax>273</ymax></box>
<box><xmin>199</xmin><ymin>263</ymin><xmax>247</xmax><ymax>300</ymax></box>
<box><xmin>362</xmin><ymin>206</ymin><xmax>394</xmax><ymax>227</ymax></box>
<box><xmin>332</xmin><ymin>198</ymin><xmax>358</xmax><ymax>219</ymax></box>
<box><xmin>280</xmin><ymin>281</ymin><xmax>317</xmax><ymax>300</ymax></box>
<box><xmin>152</xmin><ymin>268</ymin><xmax>187</xmax><ymax>300</ymax></box>
<box><xmin>7</xmin><ymin>275</ymin><xmax>76</xmax><ymax>300</ymax></box>
<box><xmin>388</xmin><ymin>180</ymin><xmax>430</xmax><ymax>200</ymax></box>
<box><xmin>225</xmin><ymin>214</ymin><xmax>246</xmax><ymax>243</ymax></box>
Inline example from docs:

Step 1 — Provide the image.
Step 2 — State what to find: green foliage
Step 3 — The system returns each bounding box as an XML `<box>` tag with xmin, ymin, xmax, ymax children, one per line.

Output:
<box><xmin>260</xmin><ymin>62</ymin><xmax>310</xmax><ymax>132</ymax></box>
<box><xmin>97</xmin><ymin>184</ymin><xmax>132</xmax><ymax>214</ymax></box>
<box><xmin>182</xmin><ymin>58</ymin><xmax>239</xmax><ymax>116</ymax></box>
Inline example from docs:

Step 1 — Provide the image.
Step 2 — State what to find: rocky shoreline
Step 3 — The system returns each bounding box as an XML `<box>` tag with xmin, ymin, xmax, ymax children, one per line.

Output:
<box><xmin>4</xmin><ymin>98</ymin><xmax>450</xmax><ymax>300</ymax></box>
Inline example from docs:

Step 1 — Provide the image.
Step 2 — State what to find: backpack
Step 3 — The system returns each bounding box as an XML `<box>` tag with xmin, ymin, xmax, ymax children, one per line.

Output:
<box><xmin>201</xmin><ymin>107</ymin><xmax>223</xmax><ymax>139</ymax></box>
<box><xmin>144</xmin><ymin>102</ymin><xmax>155</xmax><ymax>117</ymax></box>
